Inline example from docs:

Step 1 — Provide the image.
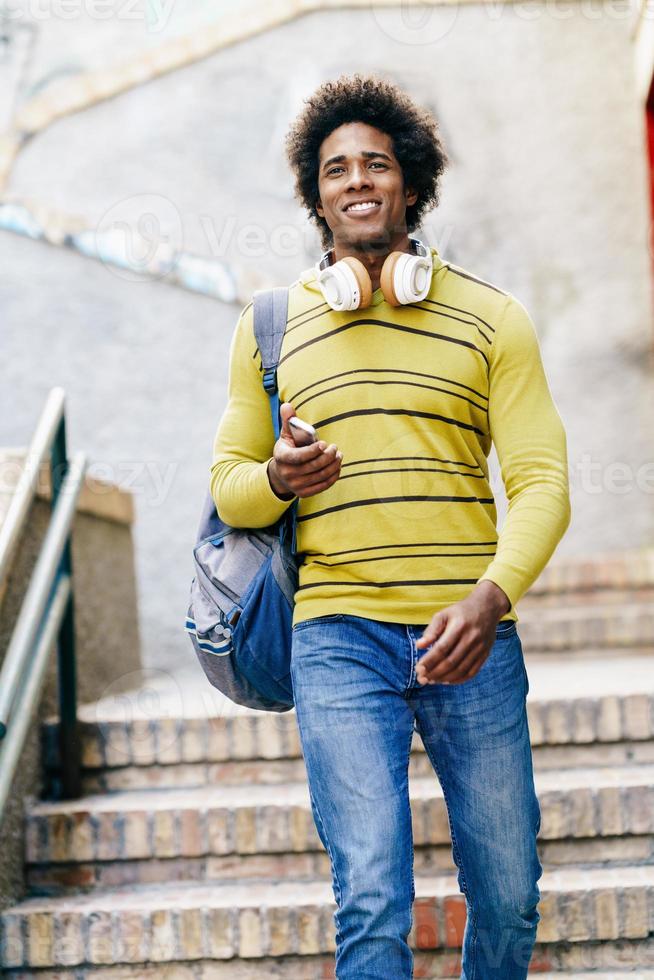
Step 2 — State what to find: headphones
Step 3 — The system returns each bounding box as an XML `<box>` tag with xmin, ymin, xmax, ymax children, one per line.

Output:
<box><xmin>315</xmin><ymin>237</ymin><xmax>433</xmax><ymax>312</ymax></box>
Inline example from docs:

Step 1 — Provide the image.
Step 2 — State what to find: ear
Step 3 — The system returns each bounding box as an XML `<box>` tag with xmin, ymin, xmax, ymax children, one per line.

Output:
<box><xmin>405</xmin><ymin>186</ymin><xmax>418</xmax><ymax>207</ymax></box>
<box><xmin>315</xmin><ymin>199</ymin><xmax>324</xmax><ymax>217</ymax></box>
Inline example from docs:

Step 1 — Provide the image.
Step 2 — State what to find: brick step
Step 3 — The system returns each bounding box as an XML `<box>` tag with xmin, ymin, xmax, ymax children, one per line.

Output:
<box><xmin>23</xmin><ymin>766</ymin><xmax>654</xmax><ymax>894</ymax></box>
<box><xmin>26</xmin><ymin>831</ymin><xmax>654</xmax><ymax>897</ymax></box>
<box><xmin>42</xmin><ymin>653</ymin><xmax>654</xmax><ymax>792</ymax></box>
<box><xmin>523</xmin><ymin>549</ymin><xmax>654</xmax><ymax>597</ymax></box>
<box><xmin>2</xmin><ymin>951</ymin><xmax>654</xmax><ymax>979</ymax></box>
<box><xmin>71</xmin><ymin>738</ymin><xmax>654</xmax><ymax>794</ymax></box>
<box><xmin>533</xmin><ymin>972</ymin><xmax>654</xmax><ymax>979</ymax></box>
<box><xmin>521</xmin><ymin>587</ymin><xmax>654</xmax><ymax>609</ymax></box>
<box><xmin>2</xmin><ymin>865</ymin><xmax>653</xmax><ymax>970</ymax></box>
<box><xmin>518</xmin><ymin>603</ymin><xmax>654</xmax><ymax>653</ymax></box>
<box><xmin>533</xmin><ymin>974</ymin><xmax>654</xmax><ymax>979</ymax></box>
<box><xmin>2</xmin><ymin>952</ymin><xmax>654</xmax><ymax>979</ymax></box>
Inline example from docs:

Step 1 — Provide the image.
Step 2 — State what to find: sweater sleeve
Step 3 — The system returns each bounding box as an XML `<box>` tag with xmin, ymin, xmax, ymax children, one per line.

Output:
<box><xmin>476</xmin><ymin>293</ymin><xmax>571</xmax><ymax>612</ymax></box>
<box><xmin>209</xmin><ymin>302</ymin><xmax>297</xmax><ymax>528</ymax></box>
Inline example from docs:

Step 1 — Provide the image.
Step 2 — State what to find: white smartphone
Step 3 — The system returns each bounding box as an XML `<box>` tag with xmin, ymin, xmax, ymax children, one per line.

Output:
<box><xmin>289</xmin><ymin>416</ymin><xmax>318</xmax><ymax>447</ymax></box>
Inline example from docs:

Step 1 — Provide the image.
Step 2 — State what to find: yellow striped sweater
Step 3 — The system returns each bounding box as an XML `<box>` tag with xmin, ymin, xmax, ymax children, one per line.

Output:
<box><xmin>210</xmin><ymin>246</ymin><xmax>571</xmax><ymax>628</ymax></box>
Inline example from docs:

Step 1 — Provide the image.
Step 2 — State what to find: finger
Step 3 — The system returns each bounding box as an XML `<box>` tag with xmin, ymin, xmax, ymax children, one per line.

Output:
<box><xmin>279</xmin><ymin>404</ymin><xmax>324</xmax><ymax>453</ymax></box>
<box><xmin>415</xmin><ymin>612</ymin><xmax>447</xmax><ymax>649</ymax></box>
<box><xmin>424</xmin><ymin>645</ymin><xmax>482</xmax><ymax>685</ymax></box>
<box><xmin>279</xmin><ymin>402</ymin><xmax>296</xmax><ymax>440</ymax></box>
<box><xmin>280</xmin><ymin>446</ymin><xmax>340</xmax><ymax>483</ymax></box>
<box><xmin>277</xmin><ymin>439</ymin><xmax>328</xmax><ymax>466</ymax></box>
<box><xmin>298</xmin><ymin>444</ymin><xmax>341</xmax><ymax>475</ymax></box>
<box><xmin>416</xmin><ymin>620</ymin><xmax>464</xmax><ymax>672</ymax></box>
<box><xmin>295</xmin><ymin>459</ymin><xmax>342</xmax><ymax>495</ymax></box>
<box><xmin>419</xmin><ymin>638</ymin><xmax>475</xmax><ymax>681</ymax></box>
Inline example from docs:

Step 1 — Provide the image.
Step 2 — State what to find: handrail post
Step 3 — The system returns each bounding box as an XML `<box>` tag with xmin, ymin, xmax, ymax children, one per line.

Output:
<box><xmin>50</xmin><ymin>412</ymin><xmax>81</xmax><ymax>800</ymax></box>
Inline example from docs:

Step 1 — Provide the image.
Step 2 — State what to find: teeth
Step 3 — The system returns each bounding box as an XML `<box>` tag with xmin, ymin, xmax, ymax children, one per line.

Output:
<box><xmin>347</xmin><ymin>201</ymin><xmax>379</xmax><ymax>212</ymax></box>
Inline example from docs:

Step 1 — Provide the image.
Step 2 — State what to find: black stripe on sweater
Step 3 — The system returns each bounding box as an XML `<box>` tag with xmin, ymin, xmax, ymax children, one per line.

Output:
<box><xmin>297</xmin><ymin>577</ymin><xmax>481</xmax><ymax>590</ymax></box>
<box><xmin>295</xmin><ymin>378</ymin><xmax>488</xmax><ymax>415</ymax></box>
<box><xmin>288</xmin><ymin>367</ymin><xmax>488</xmax><ymax>406</ymax></box>
<box><xmin>312</xmin><ymin>407</ymin><xmax>486</xmax><ymax>437</ymax></box>
<box><xmin>310</xmin><ymin>550</ymin><xmax>497</xmax><ymax>568</ymax></box>
<box><xmin>278</xmin><ymin>318</ymin><xmax>490</xmax><ymax>370</ymax></box>
<box><xmin>297</xmin><ymin>494</ymin><xmax>495</xmax><ymax>523</ymax></box>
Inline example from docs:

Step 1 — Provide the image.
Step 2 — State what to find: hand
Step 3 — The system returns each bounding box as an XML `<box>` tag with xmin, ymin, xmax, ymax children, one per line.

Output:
<box><xmin>267</xmin><ymin>402</ymin><xmax>343</xmax><ymax>499</ymax></box>
<box><xmin>414</xmin><ymin>581</ymin><xmax>511</xmax><ymax>685</ymax></box>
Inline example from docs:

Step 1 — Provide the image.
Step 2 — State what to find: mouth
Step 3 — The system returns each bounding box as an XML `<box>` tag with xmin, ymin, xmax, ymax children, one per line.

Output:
<box><xmin>342</xmin><ymin>199</ymin><xmax>382</xmax><ymax>216</ymax></box>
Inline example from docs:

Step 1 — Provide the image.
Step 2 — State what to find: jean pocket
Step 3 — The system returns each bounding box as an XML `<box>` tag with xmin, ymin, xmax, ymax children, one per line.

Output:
<box><xmin>292</xmin><ymin>613</ymin><xmax>345</xmax><ymax>632</ymax></box>
<box><xmin>495</xmin><ymin>623</ymin><xmax>528</xmax><ymax>694</ymax></box>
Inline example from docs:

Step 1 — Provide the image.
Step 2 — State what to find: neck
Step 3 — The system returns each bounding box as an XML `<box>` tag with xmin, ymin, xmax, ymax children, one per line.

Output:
<box><xmin>330</xmin><ymin>231</ymin><xmax>414</xmax><ymax>292</ymax></box>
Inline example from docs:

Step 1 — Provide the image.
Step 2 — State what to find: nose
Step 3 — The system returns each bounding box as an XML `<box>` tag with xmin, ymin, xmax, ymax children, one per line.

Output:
<box><xmin>346</xmin><ymin>162</ymin><xmax>374</xmax><ymax>191</ymax></box>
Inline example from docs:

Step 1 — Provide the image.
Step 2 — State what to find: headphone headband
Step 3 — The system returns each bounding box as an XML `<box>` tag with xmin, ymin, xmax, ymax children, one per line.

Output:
<box><xmin>318</xmin><ymin>237</ymin><xmax>428</xmax><ymax>270</ymax></box>
<box><xmin>315</xmin><ymin>237</ymin><xmax>432</xmax><ymax>311</ymax></box>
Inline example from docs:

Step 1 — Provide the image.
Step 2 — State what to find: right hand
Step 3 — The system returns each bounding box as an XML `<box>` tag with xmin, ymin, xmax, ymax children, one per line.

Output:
<box><xmin>267</xmin><ymin>402</ymin><xmax>343</xmax><ymax>499</ymax></box>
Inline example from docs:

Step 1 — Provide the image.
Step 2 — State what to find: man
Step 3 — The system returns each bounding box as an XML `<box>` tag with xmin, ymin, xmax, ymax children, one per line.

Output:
<box><xmin>211</xmin><ymin>73</ymin><xmax>571</xmax><ymax>980</ymax></box>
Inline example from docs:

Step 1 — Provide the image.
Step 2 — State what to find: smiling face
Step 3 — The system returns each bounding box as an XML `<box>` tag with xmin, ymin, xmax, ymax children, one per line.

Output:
<box><xmin>315</xmin><ymin>121</ymin><xmax>418</xmax><ymax>258</ymax></box>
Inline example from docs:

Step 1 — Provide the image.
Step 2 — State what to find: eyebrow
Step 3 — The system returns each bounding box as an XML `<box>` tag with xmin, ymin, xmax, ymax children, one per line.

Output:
<box><xmin>321</xmin><ymin>151</ymin><xmax>393</xmax><ymax>171</ymax></box>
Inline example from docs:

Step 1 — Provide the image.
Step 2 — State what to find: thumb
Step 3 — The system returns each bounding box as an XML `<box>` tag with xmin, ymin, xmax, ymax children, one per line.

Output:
<box><xmin>415</xmin><ymin>611</ymin><xmax>448</xmax><ymax>648</ymax></box>
<box><xmin>278</xmin><ymin>402</ymin><xmax>296</xmax><ymax>442</ymax></box>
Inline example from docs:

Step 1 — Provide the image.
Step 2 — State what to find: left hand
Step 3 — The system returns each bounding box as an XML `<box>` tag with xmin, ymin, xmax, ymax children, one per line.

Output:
<box><xmin>415</xmin><ymin>581</ymin><xmax>511</xmax><ymax>685</ymax></box>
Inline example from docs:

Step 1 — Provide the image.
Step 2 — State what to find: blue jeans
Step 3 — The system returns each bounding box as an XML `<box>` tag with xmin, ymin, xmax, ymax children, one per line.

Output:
<box><xmin>290</xmin><ymin>613</ymin><xmax>542</xmax><ymax>980</ymax></box>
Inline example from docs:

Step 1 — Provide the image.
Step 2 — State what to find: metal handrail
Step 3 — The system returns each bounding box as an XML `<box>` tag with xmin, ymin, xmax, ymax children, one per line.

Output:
<box><xmin>0</xmin><ymin>577</ymin><xmax>71</xmax><ymax>816</ymax></box>
<box><xmin>0</xmin><ymin>452</ymin><xmax>86</xmax><ymax>733</ymax></box>
<box><xmin>0</xmin><ymin>389</ymin><xmax>87</xmax><ymax>811</ymax></box>
<box><xmin>0</xmin><ymin>387</ymin><xmax>67</xmax><ymax>585</ymax></box>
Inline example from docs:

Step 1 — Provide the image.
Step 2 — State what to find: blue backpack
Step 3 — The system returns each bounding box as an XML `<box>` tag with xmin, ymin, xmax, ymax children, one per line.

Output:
<box><xmin>185</xmin><ymin>287</ymin><xmax>298</xmax><ymax>712</ymax></box>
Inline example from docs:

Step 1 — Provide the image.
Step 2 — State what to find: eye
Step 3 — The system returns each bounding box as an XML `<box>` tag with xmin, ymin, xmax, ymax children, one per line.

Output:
<box><xmin>325</xmin><ymin>161</ymin><xmax>388</xmax><ymax>176</ymax></box>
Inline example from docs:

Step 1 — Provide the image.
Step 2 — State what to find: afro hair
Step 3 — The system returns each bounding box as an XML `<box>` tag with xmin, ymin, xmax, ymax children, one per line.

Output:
<box><xmin>285</xmin><ymin>72</ymin><xmax>449</xmax><ymax>250</ymax></box>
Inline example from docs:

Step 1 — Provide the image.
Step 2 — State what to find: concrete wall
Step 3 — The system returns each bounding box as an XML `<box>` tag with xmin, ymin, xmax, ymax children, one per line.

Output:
<box><xmin>0</xmin><ymin>455</ymin><xmax>141</xmax><ymax>908</ymax></box>
<box><xmin>0</xmin><ymin>3</ymin><xmax>652</xmax><ymax>675</ymax></box>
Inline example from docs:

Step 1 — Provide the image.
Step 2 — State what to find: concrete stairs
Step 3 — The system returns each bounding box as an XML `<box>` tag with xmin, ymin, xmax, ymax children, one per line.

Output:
<box><xmin>1</xmin><ymin>550</ymin><xmax>654</xmax><ymax>976</ymax></box>
<box><xmin>515</xmin><ymin>550</ymin><xmax>654</xmax><ymax>653</ymax></box>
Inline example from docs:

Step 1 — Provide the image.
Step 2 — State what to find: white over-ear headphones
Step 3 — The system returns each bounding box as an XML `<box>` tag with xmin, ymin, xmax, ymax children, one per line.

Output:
<box><xmin>315</xmin><ymin>237</ymin><xmax>433</xmax><ymax>312</ymax></box>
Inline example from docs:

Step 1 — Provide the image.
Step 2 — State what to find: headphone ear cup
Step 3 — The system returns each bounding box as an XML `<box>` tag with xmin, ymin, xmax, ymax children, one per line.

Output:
<box><xmin>316</xmin><ymin>254</ymin><xmax>373</xmax><ymax>311</ymax></box>
<box><xmin>384</xmin><ymin>250</ymin><xmax>433</xmax><ymax>305</ymax></box>
<box><xmin>379</xmin><ymin>251</ymin><xmax>403</xmax><ymax>307</ymax></box>
<box><xmin>340</xmin><ymin>256</ymin><xmax>373</xmax><ymax>309</ymax></box>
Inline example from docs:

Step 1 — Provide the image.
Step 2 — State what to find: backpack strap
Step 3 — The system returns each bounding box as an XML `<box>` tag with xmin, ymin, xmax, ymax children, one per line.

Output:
<box><xmin>252</xmin><ymin>287</ymin><xmax>298</xmax><ymax>554</ymax></box>
<box><xmin>253</xmin><ymin>287</ymin><xmax>289</xmax><ymax>439</ymax></box>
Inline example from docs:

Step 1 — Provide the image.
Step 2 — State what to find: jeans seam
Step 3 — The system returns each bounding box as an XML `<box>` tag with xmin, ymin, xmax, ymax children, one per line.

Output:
<box><xmin>291</xmin><ymin>664</ymin><xmax>345</xmax><ymax>911</ymax></box>
<box><xmin>403</xmin><ymin>719</ymin><xmax>416</xmax><ymax>908</ymax></box>
<box><xmin>307</xmin><ymin>781</ymin><xmax>344</xmax><ymax>908</ymax></box>
<box><xmin>422</xmin><ymin>742</ymin><xmax>478</xmax><ymax>978</ymax></box>
<box><xmin>522</xmin><ymin>656</ymin><xmax>530</xmax><ymax>697</ymax></box>
<box><xmin>405</xmin><ymin>625</ymin><xmax>416</xmax><ymax>691</ymax></box>
<box><xmin>292</xmin><ymin>614</ymin><xmax>345</xmax><ymax>632</ymax></box>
